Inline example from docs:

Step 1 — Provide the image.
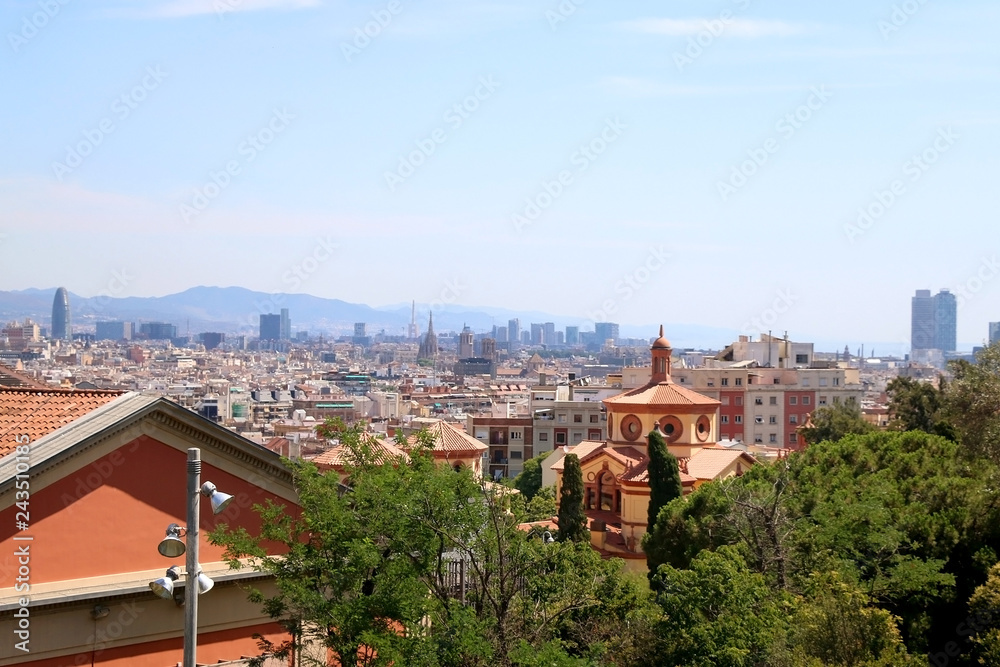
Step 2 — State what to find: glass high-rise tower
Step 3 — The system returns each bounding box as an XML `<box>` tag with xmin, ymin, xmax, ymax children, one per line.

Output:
<box><xmin>933</xmin><ymin>290</ymin><xmax>957</xmax><ymax>352</ymax></box>
<box><xmin>51</xmin><ymin>287</ymin><xmax>71</xmax><ymax>342</ymax></box>
<box><xmin>911</xmin><ymin>288</ymin><xmax>957</xmax><ymax>352</ymax></box>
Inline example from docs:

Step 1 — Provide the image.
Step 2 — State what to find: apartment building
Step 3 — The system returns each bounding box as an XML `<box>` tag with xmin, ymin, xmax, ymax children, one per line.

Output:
<box><xmin>530</xmin><ymin>381</ymin><xmax>615</xmax><ymax>452</ymax></box>
<box><xmin>671</xmin><ymin>365</ymin><xmax>862</xmax><ymax>449</ymax></box>
<box><xmin>466</xmin><ymin>378</ymin><xmax>615</xmax><ymax>480</ymax></box>
<box><xmin>466</xmin><ymin>416</ymin><xmax>533</xmax><ymax>480</ymax></box>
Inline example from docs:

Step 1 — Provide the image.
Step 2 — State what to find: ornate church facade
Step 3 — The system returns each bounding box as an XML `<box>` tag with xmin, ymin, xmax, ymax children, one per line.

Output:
<box><xmin>551</xmin><ymin>327</ymin><xmax>756</xmax><ymax>560</ymax></box>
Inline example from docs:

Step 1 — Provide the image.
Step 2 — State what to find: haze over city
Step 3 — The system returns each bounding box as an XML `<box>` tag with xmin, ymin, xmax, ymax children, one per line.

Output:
<box><xmin>3</xmin><ymin>0</ymin><xmax>999</xmax><ymax>349</ymax></box>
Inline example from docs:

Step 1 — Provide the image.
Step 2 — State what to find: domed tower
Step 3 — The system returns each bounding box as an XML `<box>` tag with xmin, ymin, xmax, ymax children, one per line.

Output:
<box><xmin>650</xmin><ymin>325</ymin><xmax>672</xmax><ymax>382</ymax></box>
<box><xmin>602</xmin><ymin>326</ymin><xmax>720</xmax><ymax>459</ymax></box>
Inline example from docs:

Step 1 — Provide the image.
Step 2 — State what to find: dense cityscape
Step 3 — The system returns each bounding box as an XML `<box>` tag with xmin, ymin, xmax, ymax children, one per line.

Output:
<box><xmin>4</xmin><ymin>0</ymin><xmax>998</xmax><ymax>664</ymax></box>
<box><xmin>4</xmin><ymin>285</ymin><xmax>991</xmax><ymax>470</ymax></box>
<box><xmin>4</xmin><ymin>283</ymin><xmax>1000</xmax><ymax>665</ymax></box>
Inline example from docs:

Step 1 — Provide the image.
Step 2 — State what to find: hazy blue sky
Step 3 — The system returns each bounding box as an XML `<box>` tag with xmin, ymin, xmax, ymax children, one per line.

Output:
<box><xmin>2</xmin><ymin>0</ymin><xmax>998</xmax><ymax>349</ymax></box>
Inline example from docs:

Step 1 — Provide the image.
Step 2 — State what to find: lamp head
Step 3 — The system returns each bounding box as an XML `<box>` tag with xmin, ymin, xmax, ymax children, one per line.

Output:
<box><xmin>200</xmin><ymin>481</ymin><xmax>233</xmax><ymax>515</ymax></box>
<box><xmin>157</xmin><ymin>523</ymin><xmax>186</xmax><ymax>558</ymax></box>
<box><xmin>149</xmin><ymin>566</ymin><xmax>181</xmax><ymax>599</ymax></box>
<box><xmin>196</xmin><ymin>570</ymin><xmax>215</xmax><ymax>594</ymax></box>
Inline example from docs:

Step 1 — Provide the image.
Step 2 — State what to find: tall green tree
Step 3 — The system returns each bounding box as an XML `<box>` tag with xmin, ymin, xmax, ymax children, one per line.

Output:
<box><xmin>800</xmin><ymin>396</ymin><xmax>874</xmax><ymax>444</ymax></box>
<box><xmin>557</xmin><ymin>454</ymin><xmax>589</xmax><ymax>543</ymax></box>
<box><xmin>642</xmin><ymin>427</ymin><xmax>683</xmax><ymax>578</ymax></box>
<box><xmin>645</xmin><ymin>427</ymin><xmax>683</xmax><ymax>529</ymax></box>
<box><xmin>513</xmin><ymin>452</ymin><xmax>548</xmax><ymax>501</ymax></box>
<box><xmin>886</xmin><ymin>375</ymin><xmax>946</xmax><ymax>433</ymax></box>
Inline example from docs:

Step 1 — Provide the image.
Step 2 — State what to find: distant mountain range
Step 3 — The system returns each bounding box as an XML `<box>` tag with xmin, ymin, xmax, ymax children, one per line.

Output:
<box><xmin>0</xmin><ymin>286</ymin><xmax>742</xmax><ymax>347</ymax></box>
<box><xmin>0</xmin><ymin>286</ymin><xmax>914</xmax><ymax>354</ymax></box>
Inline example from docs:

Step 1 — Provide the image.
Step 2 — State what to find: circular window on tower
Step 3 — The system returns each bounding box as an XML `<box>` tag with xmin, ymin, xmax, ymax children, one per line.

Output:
<box><xmin>696</xmin><ymin>415</ymin><xmax>711</xmax><ymax>442</ymax></box>
<box><xmin>621</xmin><ymin>414</ymin><xmax>642</xmax><ymax>442</ymax></box>
<box><xmin>658</xmin><ymin>416</ymin><xmax>684</xmax><ymax>443</ymax></box>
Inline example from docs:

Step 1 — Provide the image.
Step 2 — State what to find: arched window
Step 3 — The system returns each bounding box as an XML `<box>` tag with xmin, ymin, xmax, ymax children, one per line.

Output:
<box><xmin>598</xmin><ymin>470</ymin><xmax>616</xmax><ymax>511</ymax></box>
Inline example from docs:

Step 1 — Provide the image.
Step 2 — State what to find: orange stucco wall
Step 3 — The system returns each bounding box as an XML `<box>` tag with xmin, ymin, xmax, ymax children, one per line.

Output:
<box><xmin>18</xmin><ymin>622</ymin><xmax>288</xmax><ymax>667</ymax></box>
<box><xmin>0</xmin><ymin>434</ymin><xmax>292</xmax><ymax>585</ymax></box>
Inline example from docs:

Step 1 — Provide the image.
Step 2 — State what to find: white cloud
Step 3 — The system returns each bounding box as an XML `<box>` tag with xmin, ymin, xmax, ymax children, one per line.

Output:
<box><xmin>622</xmin><ymin>18</ymin><xmax>808</xmax><ymax>38</ymax></box>
<box><xmin>104</xmin><ymin>0</ymin><xmax>321</xmax><ymax>19</ymax></box>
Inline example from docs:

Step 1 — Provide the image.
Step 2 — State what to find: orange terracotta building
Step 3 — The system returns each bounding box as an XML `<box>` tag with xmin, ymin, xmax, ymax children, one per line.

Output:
<box><xmin>550</xmin><ymin>328</ymin><xmax>756</xmax><ymax>563</ymax></box>
<box><xmin>0</xmin><ymin>388</ymin><xmax>298</xmax><ymax>666</ymax></box>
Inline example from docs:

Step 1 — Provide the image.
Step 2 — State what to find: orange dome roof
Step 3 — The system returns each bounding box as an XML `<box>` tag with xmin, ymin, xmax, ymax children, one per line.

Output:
<box><xmin>651</xmin><ymin>325</ymin><xmax>671</xmax><ymax>349</ymax></box>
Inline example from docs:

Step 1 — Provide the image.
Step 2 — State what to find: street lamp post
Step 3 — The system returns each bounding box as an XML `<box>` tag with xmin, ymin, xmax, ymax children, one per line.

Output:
<box><xmin>150</xmin><ymin>447</ymin><xmax>233</xmax><ymax>667</ymax></box>
<box><xmin>184</xmin><ymin>447</ymin><xmax>201</xmax><ymax>667</ymax></box>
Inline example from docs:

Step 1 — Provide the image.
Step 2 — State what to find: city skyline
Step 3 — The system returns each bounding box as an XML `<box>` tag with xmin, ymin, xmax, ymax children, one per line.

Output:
<box><xmin>2</xmin><ymin>1</ymin><xmax>998</xmax><ymax>347</ymax></box>
<box><xmin>4</xmin><ymin>283</ymin><xmax>999</xmax><ymax>354</ymax></box>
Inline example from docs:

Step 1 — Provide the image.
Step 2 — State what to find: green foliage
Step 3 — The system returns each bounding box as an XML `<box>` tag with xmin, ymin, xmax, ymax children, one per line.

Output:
<box><xmin>645</xmin><ymin>428</ymin><xmax>683</xmax><ymax>535</ymax></box>
<box><xmin>644</xmin><ymin>479</ymin><xmax>735</xmax><ymax>572</ymax></box>
<box><xmin>785</xmin><ymin>572</ymin><xmax>921</xmax><ymax>667</ymax></box>
<box><xmin>641</xmin><ymin>430</ymin><xmax>1000</xmax><ymax>658</ymax></box>
<box><xmin>514</xmin><ymin>485</ymin><xmax>556</xmax><ymax>523</ymax></box>
<box><xmin>643</xmin><ymin>427</ymin><xmax>684</xmax><ymax>581</ymax></box>
<box><xmin>651</xmin><ymin>546</ymin><xmax>791</xmax><ymax>667</ymax></box>
<box><xmin>211</xmin><ymin>422</ymin><xmax>651</xmax><ymax>666</ymax></box>
<box><xmin>945</xmin><ymin>342</ymin><xmax>1000</xmax><ymax>462</ymax></box>
<box><xmin>799</xmin><ymin>397</ymin><xmax>874</xmax><ymax>445</ymax></box>
<box><xmin>886</xmin><ymin>375</ymin><xmax>946</xmax><ymax>433</ymax></box>
<box><xmin>513</xmin><ymin>452</ymin><xmax>549</xmax><ymax>500</ymax></box>
<box><xmin>557</xmin><ymin>454</ymin><xmax>589</xmax><ymax>543</ymax></box>
<box><xmin>967</xmin><ymin>562</ymin><xmax>1000</xmax><ymax>666</ymax></box>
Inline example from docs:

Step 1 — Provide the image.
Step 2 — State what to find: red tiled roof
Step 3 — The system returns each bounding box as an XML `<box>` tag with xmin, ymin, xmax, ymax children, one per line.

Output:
<box><xmin>686</xmin><ymin>447</ymin><xmax>756</xmax><ymax>481</ymax></box>
<box><xmin>603</xmin><ymin>380</ymin><xmax>720</xmax><ymax>407</ymax></box>
<box><xmin>314</xmin><ymin>435</ymin><xmax>409</xmax><ymax>469</ymax></box>
<box><xmin>0</xmin><ymin>363</ymin><xmax>46</xmax><ymax>389</ymax></box>
<box><xmin>549</xmin><ymin>441</ymin><xmax>606</xmax><ymax>471</ymax></box>
<box><xmin>0</xmin><ymin>388</ymin><xmax>125</xmax><ymax>456</ymax></box>
<box><xmin>408</xmin><ymin>421</ymin><xmax>487</xmax><ymax>453</ymax></box>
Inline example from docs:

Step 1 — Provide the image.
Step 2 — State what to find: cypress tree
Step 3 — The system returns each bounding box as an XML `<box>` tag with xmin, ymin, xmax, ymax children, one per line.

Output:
<box><xmin>557</xmin><ymin>453</ymin><xmax>589</xmax><ymax>542</ymax></box>
<box><xmin>646</xmin><ymin>426</ymin><xmax>683</xmax><ymax>533</ymax></box>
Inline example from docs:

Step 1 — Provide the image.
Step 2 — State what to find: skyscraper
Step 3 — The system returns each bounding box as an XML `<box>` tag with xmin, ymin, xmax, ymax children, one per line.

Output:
<box><xmin>543</xmin><ymin>322</ymin><xmax>555</xmax><ymax>345</ymax></box>
<box><xmin>990</xmin><ymin>322</ymin><xmax>1000</xmax><ymax>346</ymax></box>
<box><xmin>51</xmin><ymin>287</ymin><xmax>70</xmax><ymax>342</ymax></box>
<box><xmin>594</xmin><ymin>322</ymin><xmax>619</xmax><ymax>345</ymax></box>
<box><xmin>565</xmin><ymin>326</ymin><xmax>580</xmax><ymax>345</ymax></box>
<box><xmin>910</xmin><ymin>290</ymin><xmax>935</xmax><ymax>350</ymax></box>
<box><xmin>912</xmin><ymin>289</ymin><xmax>957</xmax><ymax>352</ymax></box>
<box><xmin>96</xmin><ymin>321</ymin><xmax>133</xmax><ymax>341</ymax></box>
<box><xmin>260</xmin><ymin>314</ymin><xmax>281</xmax><ymax>340</ymax></box>
<box><xmin>507</xmin><ymin>318</ymin><xmax>520</xmax><ymax>351</ymax></box>
<box><xmin>933</xmin><ymin>290</ymin><xmax>957</xmax><ymax>352</ymax></box>
<box><xmin>530</xmin><ymin>323</ymin><xmax>544</xmax><ymax>345</ymax></box>
<box><xmin>279</xmin><ymin>308</ymin><xmax>291</xmax><ymax>340</ymax></box>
